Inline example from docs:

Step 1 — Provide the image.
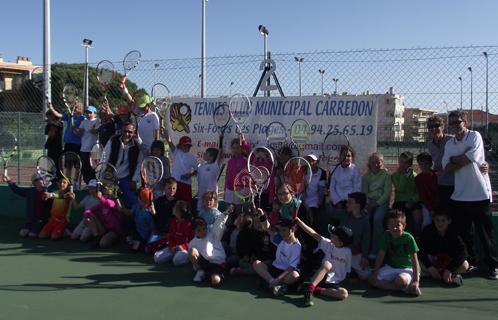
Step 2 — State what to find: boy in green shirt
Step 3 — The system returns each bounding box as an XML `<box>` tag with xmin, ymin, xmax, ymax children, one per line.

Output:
<box><xmin>368</xmin><ymin>209</ymin><xmax>421</xmax><ymax>296</ymax></box>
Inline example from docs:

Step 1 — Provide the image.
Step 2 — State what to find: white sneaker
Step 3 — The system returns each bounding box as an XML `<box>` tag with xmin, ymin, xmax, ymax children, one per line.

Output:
<box><xmin>193</xmin><ymin>270</ymin><xmax>205</xmax><ymax>283</ymax></box>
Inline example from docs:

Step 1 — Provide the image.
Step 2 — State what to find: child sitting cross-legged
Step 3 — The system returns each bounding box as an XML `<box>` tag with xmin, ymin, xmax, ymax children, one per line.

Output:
<box><xmin>419</xmin><ymin>210</ymin><xmax>469</xmax><ymax>286</ymax></box>
<box><xmin>154</xmin><ymin>200</ymin><xmax>194</xmax><ymax>266</ymax></box>
<box><xmin>295</xmin><ymin>217</ymin><xmax>353</xmax><ymax>306</ymax></box>
<box><xmin>188</xmin><ymin>205</ymin><xmax>235</xmax><ymax>286</ymax></box>
<box><xmin>368</xmin><ymin>209</ymin><xmax>421</xmax><ymax>296</ymax></box>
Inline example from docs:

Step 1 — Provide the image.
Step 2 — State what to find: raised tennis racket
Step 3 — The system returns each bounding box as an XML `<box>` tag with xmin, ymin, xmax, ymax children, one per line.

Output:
<box><xmin>90</xmin><ymin>141</ymin><xmax>105</xmax><ymax>170</ymax></box>
<box><xmin>62</xmin><ymin>83</ymin><xmax>78</xmax><ymax>126</ymax></box>
<box><xmin>0</xmin><ymin>131</ymin><xmax>17</xmax><ymax>178</ymax></box>
<box><xmin>233</xmin><ymin>168</ymin><xmax>256</xmax><ymax>205</ymax></box>
<box><xmin>290</xmin><ymin>119</ymin><xmax>311</xmax><ymax>156</ymax></box>
<box><xmin>248</xmin><ymin>164</ymin><xmax>270</xmax><ymax>208</ymax></box>
<box><xmin>119</xmin><ymin>50</ymin><xmax>141</xmax><ymax>89</ymax></box>
<box><xmin>266</xmin><ymin>121</ymin><xmax>288</xmax><ymax>154</ymax></box>
<box><xmin>213</xmin><ymin>102</ymin><xmax>231</xmax><ymax>134</ymax></box>
<box><xmin>321</xmin><ymin>129</ymin><xmax>350</xmax><ymax>171</ymax></box>
<box><xmin>151</xmin><ymin>82</ymin><xmax>172</xmax><ymax>129</ymax></box>
<box><xmin>94</xmin><ymin>162</ymin><xmax>119</xmax><ymax>198</ymax></box>
<box><xmin>96</xmin><ymin>60</ymin><xmax>116</xmax><ymax>101</ymax></box>
<box><xmin>141</xmin><ymin>156</ymin><xmax>164</xmax><ymax>190</ymax></box>
<box><xmin>58</xmin><ymin>151</ymin><xmax>82</xmax><ymax>190</ymax></box>
<box><xmin>229</xmin><ymin>93</ymin><xmax>251</xmax><ymax>135</ymax></box>
<box><xmin>36</xmin><ymin>155</ymin><xmax>56</xmax><ymax>191</ymax></box>
<box><xmin>283</xmin><ymin>156</ymin><xmax>312</xmax><ymax>219</ymax></box>
<box><xmin>31</xmin><ymin>66</ymin><xmax>45</xmax><ymax>91</ymax></box>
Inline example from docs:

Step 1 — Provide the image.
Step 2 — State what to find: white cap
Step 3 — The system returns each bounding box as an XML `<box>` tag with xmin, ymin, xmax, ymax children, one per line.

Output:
<box><xmin>305</xmin><ymin>153</ymin><xmax>318</xmax><ymax>161</ymax></box>
<box><xmin>87</xmin><ymin>179</ymin><xmax>98</xmax><ymax>188</ymax></box>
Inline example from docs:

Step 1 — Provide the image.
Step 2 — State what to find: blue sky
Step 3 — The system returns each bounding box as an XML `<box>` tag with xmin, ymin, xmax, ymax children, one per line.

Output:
<box><xmin>1</xmin><ymin>0</ymin><xmax>498</xmax><ymax>64</ymax></box>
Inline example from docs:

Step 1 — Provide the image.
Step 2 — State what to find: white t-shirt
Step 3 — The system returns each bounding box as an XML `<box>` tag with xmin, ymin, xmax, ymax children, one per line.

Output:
<box><xmin>441</xmin><ymin>130</ymin><xmax>492</xmax><ymax>201</ymax></box>
<box><xmin>137</xmin><ymin>112</ymin><xmax>160</xmax><ymax>151</ymax></box>
<box><xmin>272</xmin><ymin>238</ymin><xmax>301</xmax><ymax>271</ymax></box>
<box><xmin>188</xmin><ymin>212</ymin><xmax>227</xmax><ymax>264</ymax></box>
<box><xmin>171</xmin><ymin>149</ymin><xmax>198</xmax><ymax>185</ymax></box>
<box><xmin>329</xmin><ymin>163</ymin><xmax>362</xmax><ymax>204</ymax></box>
<box><xmin>318</xmin><ymin>237</ymin><xmax>352</xmax><ymax>284</ymax></box>
<box><xmin>78</xmin><ymin>118</ymin><xmax>101</xmax><ymax>152</ymax></box>
<box><xmin>197</xmin><ymin>161</ymin><xmax>221</xmax><ymax>211</ymax></box>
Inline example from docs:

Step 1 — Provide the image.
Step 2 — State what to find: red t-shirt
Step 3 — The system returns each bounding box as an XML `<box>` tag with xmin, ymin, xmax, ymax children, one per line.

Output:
<box><xmin>415</xmin><ymin>170</ymin><xmax>440</xmax><ymax>211</ymax></box>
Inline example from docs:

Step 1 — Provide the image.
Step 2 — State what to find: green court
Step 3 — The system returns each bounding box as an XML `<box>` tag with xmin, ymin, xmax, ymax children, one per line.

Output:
<box><xmin>1</xmin><ymin>216</ymin><xmax>497</xmax><ymax>320</ymax></box>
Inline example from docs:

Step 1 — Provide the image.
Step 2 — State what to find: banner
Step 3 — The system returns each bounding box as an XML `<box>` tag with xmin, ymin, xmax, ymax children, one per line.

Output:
<box><xmin>167</xmin><ymin>95</ymin><xmax>379</xmax><ymax>168</ymax></box>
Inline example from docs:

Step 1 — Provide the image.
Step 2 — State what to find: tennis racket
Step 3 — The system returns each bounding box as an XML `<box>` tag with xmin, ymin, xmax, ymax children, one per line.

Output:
<box><xmin>321</xmin><ymin>129</ymin><xmax>350</xmax><ymax>172</ymax></box>
<box><xmin>58</xmin><ymin>151</ymin><xmax>82</xmax><ymax>190</ymax></box>
<box><xmin>283</xmin><ymin>156</ymin><xmax>312</xmax><ymax>219</ymax></box>
<box><xmin>248</xmin><ymin>164</ymin><xmax>270</xmax><ymax>208</ymax></box>
<box><xmin>290</xmin><ymin>119</ymin><xmax>311</xmax><ymax>156</ymax></box>
<box><xmin>90</xmin><ymin>141</ymin><xmax>105</xmax><ymax>170</ymax></box>
<box><xmin>96</xmin><ymin>60</ymin><xmax>116</xmax><ymax>101</ymax></box>
<box><xmin>233</xmin><ymin>168</ymin><xmax>256</xmax><ymax>205</ymax></box>
<box><xmin>31</xmin><ymin>66</ymin><xmax>45</xmax><ymax>91</ymax></box>
<box><xmin>94</xmin><ymin>162</ymin><xmax>119</xmax><ymax>198</ymax></box>
<box><xmin>229</xmin><ymin>93</ymin><xmax>251</xmax><ymax>136</ymax></box>
<box><xmin>62</xmin><ymin>83</ymin><xmax>78</xmax><ymax>126</ymax></box>
<box><xmin>266</xmin><ymin>121</ymin><xmax>288</xmax><ymax>155</ymax></box>
<box><xmin>0</xmin><ymin>131</ymin><xmax>17</xmax><ymax>178</ymax></box>
<box><xmin>36</xmin><ymin>155</ymin><xmax>56</xmax><ymax>191</ymax></box>
<box><xmin>151</xmin><ymin>82</ymin><xmax>172</xmax><ymax>130</ymax></box>
<box><xmin>213</xmin><ymin>102</ymin><xmax>231</xmax><ymax>134</ymax></box>
<box><xmin>141</xmin><ymin>156</ymin><xmax>164</xmax><ymax>189</ymax></box>
<box><xmin>119</xmin><ymin>50</ymin><xmax>141</xmax><ymax>89</ymax></box>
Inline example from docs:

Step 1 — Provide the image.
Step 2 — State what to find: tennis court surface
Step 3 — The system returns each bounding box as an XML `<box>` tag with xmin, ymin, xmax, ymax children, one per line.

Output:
<box><xmin>1</xmin><ymin>216</ymin><xmax>497</xmax><ymax>320</ymax></box>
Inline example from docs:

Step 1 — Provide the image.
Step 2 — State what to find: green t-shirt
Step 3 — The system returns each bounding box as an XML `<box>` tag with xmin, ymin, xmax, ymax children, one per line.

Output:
<box><xmin>379</xmin><ymin>231</ymin><xmax>419</xmax><ymax>269</ymax></box>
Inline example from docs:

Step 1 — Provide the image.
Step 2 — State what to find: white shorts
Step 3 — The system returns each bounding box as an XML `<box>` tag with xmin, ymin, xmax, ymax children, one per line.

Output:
<box><xmin>376</xmin><ymin>265</ymin><xmax>414</xmax><ymax>283</ymax></box>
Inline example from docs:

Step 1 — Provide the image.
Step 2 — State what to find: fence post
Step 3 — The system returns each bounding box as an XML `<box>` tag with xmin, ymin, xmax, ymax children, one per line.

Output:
<box><xmin>17</xmin><ymin>112</ymin><xmax>21</xmax><ymax>183</ymax></box>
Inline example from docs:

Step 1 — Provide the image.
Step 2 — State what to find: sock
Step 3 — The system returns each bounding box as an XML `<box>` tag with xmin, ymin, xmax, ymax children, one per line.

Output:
<box><xmin>306</xmin><ymin>284</ymin><xmax>316</xmax><ymax>292</ymax></box>
<box><xmin>314</xmin><ymin>286</ymin><xmax>325</xmax><ymax>295</ymax></box>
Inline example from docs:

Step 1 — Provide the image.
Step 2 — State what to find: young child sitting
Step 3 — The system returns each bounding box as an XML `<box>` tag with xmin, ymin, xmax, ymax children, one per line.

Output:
<box><xmin>188</xmin><ymin>205</ymin><xmax>234</xmax><ymax>286</ymax></box>
<box><xmin>153</xmin><ymin>177</ymin><xmax>178</xmax><ymax>235</ymax></box>
<box><xmin>39</xmin><ymin>177</ymin><xmax>74</xmax><ymax>240</ymax></box>
<box><xmin>391</xmin><ymin>151</ymin><xmax>422</xmax><ymax>237</ymax></box>
<box><xmin>253</xmin><ymin>211</ymin><xmax>301</xmax><ymax>297</ymax></box>
<box><xmin>419</xmin><ymin>210</ymin><xmax>469</xmax><ymax>286</ymax></box>
<box><xmin>82</xmin><ymin>184</ymin><xmax>124</xmax><ymax>248</ymax></box>
<box><xmin>369</xmin><ymin>209</ymin><xmax>421</xmax><ymax>296</ymax></box>
<box><xmin>3</xmin><ymin>173</ymin><xmax>51</xmax><ymax>238</ymax></box>
<box><xmin>71</xmin><ymin>179</ymin><xmax>101</xmax><ymax>242</ymax></box>
<box><xmin>128</xmin><ymin>188</ymin><xmax>157</xmax><ymax>251</ymax></box>
<box><xmin>296</xmin><ymin>217</ymin><xmax>353</xmax><ymax>306</ymax></box>
<box><xmin>154</xmin><ymin>201</ymin><xmax>194</xmax><ymax>266</ymax></box>
<box><xmin>343</xmin><ymin>192</ymin><xmax>372</xmax><ymax>280</ymax></box>
<box><xmin>198</xmin><ymin>191</ymin><xmax>223</xmax><ymax>231</ymax></box>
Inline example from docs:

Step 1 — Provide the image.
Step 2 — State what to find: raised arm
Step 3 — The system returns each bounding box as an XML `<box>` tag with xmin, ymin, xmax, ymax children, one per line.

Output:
<box><xmin>295</xmin><ymin>216</ymin><xmax>322</xmax><ymax>242</ymax></box>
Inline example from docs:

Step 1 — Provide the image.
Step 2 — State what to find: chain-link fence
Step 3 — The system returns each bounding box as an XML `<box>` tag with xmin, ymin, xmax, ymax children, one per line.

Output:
<box><xmin>1</xmin><ymin>45</ymin><xmax>498</xmax><ymax>184</ymax></box>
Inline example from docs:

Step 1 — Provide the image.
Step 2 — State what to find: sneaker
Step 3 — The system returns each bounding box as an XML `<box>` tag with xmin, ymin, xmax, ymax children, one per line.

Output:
<box><xmin>272</xmin><ymin>284</ymin><xmax>288</xmax><ymax>296</ymax></box>
<box><xmin>487</xmin><ymin>268</ymin><xmax>498</xmax><ymax>280</ymax></box>
<box><xmin>303</xmin><ymin>289</ymin><xmax>314</xmax><ymax>307</ymax></box>
<box><xmin>451</xmin><ymin>274</ymin><xmax>463</xmax><ymax>286</ymax></box>
<box><xmin>404</xmin><ymin>286</ymin><xmax>422</xmax><ymax>296</ymax></box>
<box><xmin>193</xmin><ymin>270</ymin><xmax>205</xmax><ymax>283</ymax></box>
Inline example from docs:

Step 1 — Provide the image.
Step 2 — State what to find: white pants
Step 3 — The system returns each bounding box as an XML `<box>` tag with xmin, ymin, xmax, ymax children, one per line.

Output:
<box><xmin>72</xmin><ymin>220</ymin><xmax>93</xmax><ymax>240</ymax></box>
<box><xmin>376</xmin><ymin>265</ymin><xmax>414</xmax><ymax>283</ymax></box>
<box><xmin>154</xmin><ymin>247</ymin><xmax>189</xmax><ymax>266</ymax></box>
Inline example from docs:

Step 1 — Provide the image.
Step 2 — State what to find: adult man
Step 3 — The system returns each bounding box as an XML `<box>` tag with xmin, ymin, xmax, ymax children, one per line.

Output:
<box><xmin>103</xmin><ymin>122</ymin><xmax>142</xmax><ymax>208</ymax></box>
<box><xmin>441</xmin><ymin>110</ymin><xmax>498</xmax><ymax>280</ymax></box>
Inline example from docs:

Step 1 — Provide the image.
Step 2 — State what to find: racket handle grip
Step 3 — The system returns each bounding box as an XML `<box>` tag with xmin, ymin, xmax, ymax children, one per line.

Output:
<box><xmin>119</xmin><ymin>76</ymin><xmax>127</xmax><ymax>89</ymax></box>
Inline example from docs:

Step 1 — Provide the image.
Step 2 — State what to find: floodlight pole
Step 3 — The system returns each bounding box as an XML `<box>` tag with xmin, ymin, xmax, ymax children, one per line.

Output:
<box><xmin>468</xmin><ymin>67</ymin><xmax>473</xmax><ymax>129</ymax></box>
<box><xmin>484</xmin><ymin>52</ymin><xmax>489</xmax><ymax>135</ymax></box>
<box><xmin>319</xmin><ymin>69</ymin><xmax>325</xmax><ymax>95</ymax></box>
<box><xmin>43</xmin><ymin>0</ymin><xmax>51</xmax><ymax>115</ymax></box>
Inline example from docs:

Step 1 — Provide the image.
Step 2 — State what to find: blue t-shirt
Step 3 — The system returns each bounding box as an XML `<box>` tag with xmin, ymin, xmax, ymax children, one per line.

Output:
<box><xmin>62</xmin><ymin>113</ymin><xmax>85</xmax><ymax>145</ymax></box>
<box><xmin>133</xmin><ymin>204</ymin><xmax>156</xmax><ymax>240</ymax></box>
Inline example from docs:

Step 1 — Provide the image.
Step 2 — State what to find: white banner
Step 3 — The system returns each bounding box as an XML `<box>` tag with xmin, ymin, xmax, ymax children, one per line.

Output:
<box><xmin>167</xmin><ymin>95</ymin><xmax>378</xmax><ymax>168</ymax></box>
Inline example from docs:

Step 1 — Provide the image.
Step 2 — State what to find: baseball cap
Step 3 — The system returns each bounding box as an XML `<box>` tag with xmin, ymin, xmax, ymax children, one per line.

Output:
<box><xmin>137</xmin><ymin>94</ymin><xmax>152</xmax><ymax>109</ymax></box>
<box><xmin>117</xmin><ymin>105</ymin><xmax>129</xmax><ymax>115</ymax></box>
<box><xmin>305</xmin><ymin>153</ymin><xmax>318</xmax><ymax>161</ymax></box>
<box><xmin>328</xmin><ymin>224</ymin><xmax>353</xmax><ymax>246</ymax></box>
<box><xmin>179</xmin><ymin>136</ymin><xmax>192</xmax><ymax>146</ymax></box>
<box><xmin>87</xmin><ymin>179</ymin><xmax>98</xmax><ymax>188</ymax></box>
<box><xmin>85</xmin><ymin>105</ymin><xmax>97</xmax><ymax>113</ymax></box>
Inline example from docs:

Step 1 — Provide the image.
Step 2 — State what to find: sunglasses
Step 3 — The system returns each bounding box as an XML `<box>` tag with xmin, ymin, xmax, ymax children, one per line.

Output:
<box><xmin>449</xmin><ymin>120</ymin><xmax>463</xmax><ymax>126</ymax></box>
<box><xmin>123</xmin><ymin>130</ymin><xmax>134</xmax><ymax>134</ymax></box>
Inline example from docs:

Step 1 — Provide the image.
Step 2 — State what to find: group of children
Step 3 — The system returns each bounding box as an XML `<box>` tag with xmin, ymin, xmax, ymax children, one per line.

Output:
<box><xmin>2</xmin><ymin>130</ymin><xmax>487</xmax><ymax>307</ymax></box>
